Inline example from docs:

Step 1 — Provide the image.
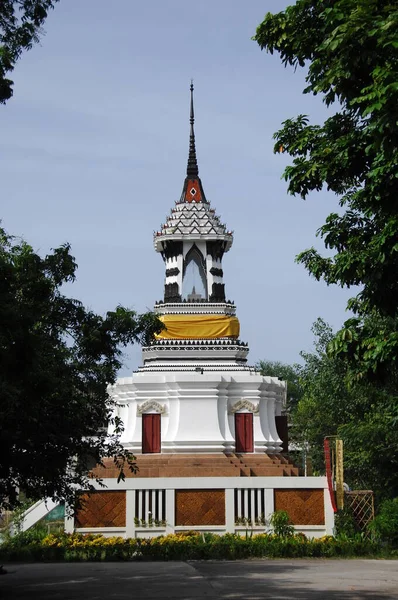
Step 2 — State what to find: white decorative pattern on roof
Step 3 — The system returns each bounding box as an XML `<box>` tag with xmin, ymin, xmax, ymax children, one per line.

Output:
<box><xmin>154</xmin><ymin>202</ymin><xmax>233</xmax><ymax>249</ymax></box>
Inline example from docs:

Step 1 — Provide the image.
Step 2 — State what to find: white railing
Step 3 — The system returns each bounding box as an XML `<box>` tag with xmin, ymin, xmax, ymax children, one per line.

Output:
<box><xmin>134</xmin><ymin>489</ymin><xmax>166</xmax><ymax>527</ymax></box>
<box><xmin>7</xmin><ymin>498</ymin><xmax>59</xmax><ymax>535</ymax></box>
<box><xmin>235</xmin><ymin>488</ymin><xmax>266</xmax><ymax>526</ymax></box>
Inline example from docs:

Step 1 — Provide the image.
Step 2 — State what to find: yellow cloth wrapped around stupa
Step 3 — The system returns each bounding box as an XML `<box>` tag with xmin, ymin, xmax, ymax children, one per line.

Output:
<box><xmin>155</xmin><ymin>314</ymin><xmax>240</xmax><ymax>339</ymax></box>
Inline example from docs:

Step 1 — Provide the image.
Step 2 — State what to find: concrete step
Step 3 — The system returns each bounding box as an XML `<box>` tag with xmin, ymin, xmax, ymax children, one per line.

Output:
<box><xmin>249</xmin><ymin>466</ymin><xmax>288</xmax><ymax>476</ymax></box>
<box><xmin>235</xmin><ymin>455</ymin><xmax>275</xmax><ymax>464</ymax></box>
<box><xmin>167</xmin><ymin>458</ymin><xmax>233</xmax><ymax>465</ymax></box>
<box><xmin>133</xmin><ymin>468</ymin><xmax>161</xmax><ymax>477</ymax></box>
<box><xmin>239</xmin><ymin>467</ymin><xmax>252</xmax><ymax>477</ymax></box>
<box><xmin>91</xmin><ymin>453</ymin><xmax>300</xmax><ymax>479</ymax></box>
<box><xmin>135</xmin><ymin>461</ymin><xmax>171</xmax><ymax>468</ymax></box>
<box><xmin>286</xmin><ymin>467</ymin><xmax>299</xmax><ymax>476</ymax></box>
<box><xmin>160</xmin><ymin>466</ymin><xmax>239</xmax><ymax>477</ymax></box>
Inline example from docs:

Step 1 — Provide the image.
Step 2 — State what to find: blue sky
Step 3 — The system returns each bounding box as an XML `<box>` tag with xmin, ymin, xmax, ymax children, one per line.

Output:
<box><xmin>1</xmin><ymin>0</ymin><xmax>352</xmax><ymax>374</ymax></box>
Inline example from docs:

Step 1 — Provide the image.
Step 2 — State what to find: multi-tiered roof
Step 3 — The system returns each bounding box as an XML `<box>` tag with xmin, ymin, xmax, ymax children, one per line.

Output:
<box><xmin>139</xmin><ymin>84</ymin><xmax>251</xmax><ymax>372</ymax></box>
<box><xmin>155</xmin><ymin>203</ymin><xmax>232</xmax><ymax>246</ymax></box>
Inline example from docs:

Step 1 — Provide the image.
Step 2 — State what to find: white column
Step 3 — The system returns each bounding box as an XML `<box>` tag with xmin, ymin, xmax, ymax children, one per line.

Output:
<box><xmin>324</xmin><ymin>488</ymin><xmax>335</xmax><ymax>535</ymax></box>
<box><xmin>64</xmin><ymin>504</ymin><xmax>74</xmax><ymax>534</ymax></box>
<box><xmin>243</xmin><ymin>489</ymin><xmax>249</xmax><ymax>519</ymax></box>
<box><xmin>165</xmin><ymin>489</ymin><xmax>175</xmax><ymax>534</ymax></box>
<box><xmin>250</xmin><ymin>490</ymin><xmax>256</xmax><ymax>526</ymax></box>
<box><xmin>264</xmin><ymin>488</ymin><xmax>274</xmax><ymax>525</ymax></box>
<box><xmin>145</xmin><ymin>490</ymin><xmax>150</xmax><ymax>522</ymax></box>
<box><xmin>125</xmin><ymin>491</ymin><xmax>135</xmax><ymax>539</ymax></box>
<box><xmin>158</xmin><ymin>490</ymin><xmax>163</xmax><ymax>523</ymax></box>
<box><xmin>237</xmin><ymin>488</ymin><xmax>242</xmax><ymax>520</ymax></box>
<box><xmin>151</xmin><ymin>490</ymin><xmax>157</xmax><ymax>522</ymax></box>
<box><xmin>225</xmin><ymin>488</ymin><xmax>235</xmax><ymax>533</ymax></box>
<box><xmin>257</xmin><ymin>489</ymin><xmax>263</xmax><ymax>524</ymax></box>
<box><xmin>138</xmin><ymin>490</ymin><xmax>143</xmax><ymax>522</ymax></box>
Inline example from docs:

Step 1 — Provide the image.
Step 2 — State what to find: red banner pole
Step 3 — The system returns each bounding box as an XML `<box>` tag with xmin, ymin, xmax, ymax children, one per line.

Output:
<box><xmin>324</xmin><ymin>438</ymin><xmax>337</xmax><ymax>513</ymax></box>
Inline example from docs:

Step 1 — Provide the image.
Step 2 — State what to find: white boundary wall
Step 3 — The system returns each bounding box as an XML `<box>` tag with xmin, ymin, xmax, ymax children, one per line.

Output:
<box><xmin>68</xmin><ymin>476</ymin><xmax>334</xmax><ymax>539</ymax></box>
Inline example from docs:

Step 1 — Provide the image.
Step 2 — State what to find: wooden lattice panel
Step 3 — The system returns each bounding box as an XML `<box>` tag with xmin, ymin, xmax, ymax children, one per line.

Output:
<box><xmin>274</xmin><ymin>489</ymin><xmax>325</xmax><ymax>525</ymax></box>
<box><xmin>175</xmin><ymin>489</ymin><xmax>225</xmax><ymax>526</ymax></box>
<box><xmin>75</xmin><ymin>491</ymin><xmax>126</xmax><ymax>528</ymax></box>
<box><xmin>345</xmin><ymin>491</ymin><xmax>374</xmax><ymax>531</ymax></box>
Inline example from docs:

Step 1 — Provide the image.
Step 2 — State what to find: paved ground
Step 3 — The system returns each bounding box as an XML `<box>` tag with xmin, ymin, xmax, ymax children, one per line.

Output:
<box><xmin>0</xmin><ymin>560</ymin><xmax>397</xmax><ymax>599</ymax></box>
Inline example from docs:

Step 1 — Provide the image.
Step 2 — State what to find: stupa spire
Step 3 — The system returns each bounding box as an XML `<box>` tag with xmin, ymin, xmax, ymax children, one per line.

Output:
<box><xmin>180</xmin><ymin>81</ymin><xmax>207</xmax><ymax>203</ymax></box>
<box><xmin>187</xmin><ymin>81</ymin><xmax>198</xmax><ymax>177</ymax></box>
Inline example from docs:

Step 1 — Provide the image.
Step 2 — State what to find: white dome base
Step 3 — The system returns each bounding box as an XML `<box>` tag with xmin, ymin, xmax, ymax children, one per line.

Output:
<box><xmin>110</xmin><ymin>370</ymin><xmax>286</xmax><ymax>454</ymax></box>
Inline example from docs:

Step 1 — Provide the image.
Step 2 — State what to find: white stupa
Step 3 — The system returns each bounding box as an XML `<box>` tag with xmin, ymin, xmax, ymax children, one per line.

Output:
<box><xmin>110</xmin><ymin>83</ymin><xmax>287</xmax><ymax>456</ymax></box>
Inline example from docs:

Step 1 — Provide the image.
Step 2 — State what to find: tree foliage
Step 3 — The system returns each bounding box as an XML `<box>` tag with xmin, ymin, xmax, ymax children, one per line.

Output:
<box><xmin>0</xmin><ymin>0</ymin><xmax>59</xmax><ymax>103</ymax></box>
<box><xmin>369</xmin><ymin>497</ymin><xmax>398</xmax><ymax>545</ymax></box>
<box><xmin>256</xmin><ymin>359</ymin><xmax>302</xmax><ymax>412</ymax></box>
<box><xmin>292</xmin><ymin>319</ymin><xmax>398</xmax><ymax>501</ymax></box>
<box><xmin>254</xmin><ymin>1</ymin><xmax>398</xmax><ymax>383</ymax></box>
<box><xmin>0</xmin><ymin>227</ymin><xmax>163</xmax><ymax>510</ymax></box>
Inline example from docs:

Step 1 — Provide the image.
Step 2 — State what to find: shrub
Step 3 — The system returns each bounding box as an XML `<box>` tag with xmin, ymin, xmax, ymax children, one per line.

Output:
<box><xmin>368</xmin><ymin>497</ymin><xmax>398</xmax><ymax>546</ymax></box>
<box><xmin>0</xmin><ymin>531</ymin><xmax>386</xmax><ymax>562</ymax></box>
<box><xmin>5</xmin><ymin>524</ymin><xmax>48</xmax><ymax>546</ymax></box>
<box><xmin>268</xmin><ymin>510</ymin><xmax>294</xmax><ymax>537</ymax></box>
<box><xmin>334</xmin><ymin>506</ymin><xmax>360</xmax><ymax>539</ymax></box>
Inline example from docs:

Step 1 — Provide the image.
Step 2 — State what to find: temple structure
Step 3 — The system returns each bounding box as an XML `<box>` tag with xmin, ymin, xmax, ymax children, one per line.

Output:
<box><xmin>66</xmin><ymin>85</ymin><xmax>334</xmax><ymax>538</ymax></box>
<box><xmin>110</xmin><ymin>83</ymin><xmax>287</xmax><ymax>456</ymax></box>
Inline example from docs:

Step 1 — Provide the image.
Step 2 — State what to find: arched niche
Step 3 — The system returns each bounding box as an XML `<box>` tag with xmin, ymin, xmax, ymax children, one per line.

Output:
<box><xmin>182</xmin><ymin>244</ymin><xmax>208</xmax><ymax>300</ymax></box>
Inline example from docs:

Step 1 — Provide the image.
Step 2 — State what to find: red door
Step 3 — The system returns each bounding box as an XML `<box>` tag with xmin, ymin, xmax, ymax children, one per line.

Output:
<box><xmin>142</xmin><ymin>414</ymin><xmax>161</xmax><ymax>453</ymax></box>
<box><xmin>235</xmin><ymin>413</ymin><xmax>253</xmax><ymax>453</ymax></box>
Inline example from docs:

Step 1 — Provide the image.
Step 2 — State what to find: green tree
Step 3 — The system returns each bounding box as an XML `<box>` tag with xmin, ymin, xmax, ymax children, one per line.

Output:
<box><xmin>293</xmin><ymin>319</ymin><xmax>363</xmax><ymax>472</ymax></box>
<box><xmin>256</xmin><ymin>360</ymin><xmax>302</xmax><ymax>412</ymax></box>
<box><xmin>0</xmin><ymin>227</ymin><xmax>162</xmax><ymax>510</ymax></box>
<box><xmin>0</xmin><ymin>1</ymin><xmax>59</xmax><ymax>103</ymax></box>
<box><xmin>293</xmin><ymin>319</ymin><xmax>398</xmax><ymax>501</ymax></box>
<box><xmin>254</xmin><ymin>1</ymin><xmax>398</xmax><ymax>384</ymax></box>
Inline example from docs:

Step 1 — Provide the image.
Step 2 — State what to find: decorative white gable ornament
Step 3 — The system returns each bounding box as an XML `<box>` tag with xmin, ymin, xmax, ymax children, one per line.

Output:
<box><xmin>229</xmin><ymin>399</ymin><xmax>259</xmax><ymax>415</ymax></box>
<box><xmin>137</xmin><ymin>401</ymin><xmax>167</xmax><ymax>416</ymax></box>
